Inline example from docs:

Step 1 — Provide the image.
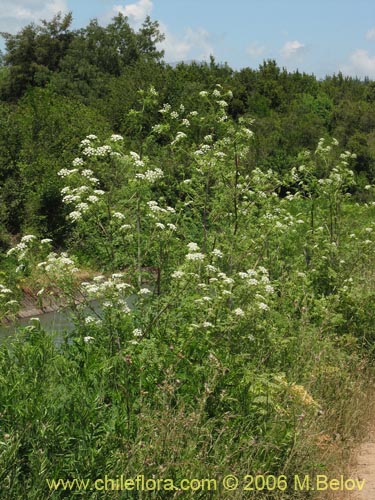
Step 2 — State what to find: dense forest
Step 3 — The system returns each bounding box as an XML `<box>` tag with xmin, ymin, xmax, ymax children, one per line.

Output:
<box><xmin>1</xmin><ymin>12</ymin><xmax>375</xmax><ymax>499</ymax></box>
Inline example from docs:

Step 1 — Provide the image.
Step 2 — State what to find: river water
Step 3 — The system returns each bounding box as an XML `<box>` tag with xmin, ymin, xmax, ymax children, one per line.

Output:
<box><xmin>0</xmin><ymin>299</ymin><xmax>105</xmax><ymax>343</ymax></box>
<box><xmin>0</xmin><ymin>308</ymin><xmax>77</xmax><ymax>343</ymax></box>
<box><xmin>0</xmin><ymin>296</ymin><xmax>136</xmax><ymax>343</ymax></box>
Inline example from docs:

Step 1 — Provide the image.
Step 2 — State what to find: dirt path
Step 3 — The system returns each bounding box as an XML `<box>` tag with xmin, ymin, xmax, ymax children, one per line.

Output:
<box><xmin>331</xmin><ymin>426</ymin><xmax>375</xmax><ymax>500</ymax></box>
<box><xmin>350</xmin><ymin>428</ymin><xmax>375</xmax><ymax>500</ymax></box>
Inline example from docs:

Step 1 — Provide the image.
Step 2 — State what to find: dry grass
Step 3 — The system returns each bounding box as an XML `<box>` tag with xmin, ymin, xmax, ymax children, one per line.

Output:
<box><xmin>314</xmin><ymin>377</ymin><xmax>375</xmax><ymax>500</ymax></box>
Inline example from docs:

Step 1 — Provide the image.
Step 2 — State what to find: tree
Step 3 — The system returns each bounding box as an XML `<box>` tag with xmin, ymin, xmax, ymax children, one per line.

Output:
<box><xmin>6</xmin><ymin>88</ymin><xmax>110</xmax><ymax>241</ymax></box>
<box><xmin>0</xmin><ymin>12</ymin><xmax>74</xmax><ymax>100</ymax></box>
<box><xmin>0</xmin><ymin>13</ymin><xmax>165</xmax><ymax>103</ymax></box>
<box><xmin>50</xmin><ymin>14</ymin><xmax>165</xmax><ymax>103</ymax></box>
<box><xmin>0</xmin><ymin>102</ymin><xmax>23</xmax><ymax>233</ymax></box>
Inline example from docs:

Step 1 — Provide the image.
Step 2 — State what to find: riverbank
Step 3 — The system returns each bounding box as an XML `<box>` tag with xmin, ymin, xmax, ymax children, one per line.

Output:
<box><xmin>2</xmin><ymin>268</ymin><xmax>98</xmax><ymax>324</ymax></box>
<box><xmin>16</xmin><ymin>286</ymin><xmax>71</xmax><ymax>319</ymax></box>
<box><xmin>1</xmin><ymin>284</ymin><xmax>83</xmax><ymax>324</ymax></box>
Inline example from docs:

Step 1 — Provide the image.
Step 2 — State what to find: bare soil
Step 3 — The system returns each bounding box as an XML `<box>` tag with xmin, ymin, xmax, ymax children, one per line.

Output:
<box><xmin>326</xmin><ymin>418</ymin><xmax>375</xmax><ymax>499</ymax></box>
<box><xmin>347</xmin><ymin>429</ymin><xmax>375</xmax><ymax>500</ymax></box>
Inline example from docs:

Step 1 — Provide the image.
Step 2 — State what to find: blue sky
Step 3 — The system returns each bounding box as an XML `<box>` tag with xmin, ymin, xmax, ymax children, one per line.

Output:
<box><xmin>1</xmin><ymin>0</ymin><xmax>375</xmax><ymax>78</ymax></box>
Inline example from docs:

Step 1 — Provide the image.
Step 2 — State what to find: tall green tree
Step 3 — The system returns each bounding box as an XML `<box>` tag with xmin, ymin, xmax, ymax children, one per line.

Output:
<box><xmin>0</xmin><ymin>12</ymin><xmax>74</xmax><ymax>100</ymax></box>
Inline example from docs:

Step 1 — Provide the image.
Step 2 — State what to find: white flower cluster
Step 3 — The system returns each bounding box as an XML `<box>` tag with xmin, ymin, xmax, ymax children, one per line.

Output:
<box><xmin>227</xmin><ymin>168</ymin><xmax>279</xmax><ymax>207</ymax></box>
<box><xmin>233</xmin><ymin>307</ymin><xmax>245</xmax><ymax>317</ymax></box>
<box><xmin>119</xmin><ymin>224</ymin><xmax>132</xmax><ymax>231</ymax></box>
<box><xmin>149</xmin><ymin>85</ymin><xmax>158</xmax><ymax>96</ymax></box>
<box><xmin>58</xmin><ymin>168</ymin><xmax>78</xmax><ymax>178</ymax></box>
<box><xmin>151</xmin><ymin>124</ymin><xmax>165</xmax><ymax>134</ymax></box>
<box><xmin>38</xmin><ymin>252</ymin><xmax>78</xmax><ymax>276</ymax></box>
<box><xmin>214</xmin><ymin>151</ymin><xmax>226</xmax><ymax>159</ymax></box>
<box><xmin>186</xmin><ymin>253</ymin><xmax>205</xmax><ymax>261</ymax></box>
<box><xmin>242</xmin><ymin>127</ymin><xmax>254</xmax><ymax>138</ymax></box>
<box><xmin>159</xmin><ymin>103</ymin><xmax>171</xmax><ymax>114</ymax></box>
<box><xmin>84</xmin><ymin>317</ymin><xmax>102</xmax><ymax>327</ymax></box>
<box><xmin>211</xmin><ymin>248</ymin><xmax>223</xmax><ymax>259</ymax></box>
<box><xmin>217</xmin><ymin>100</ymin><xmax>228</xmax><ymax>108</ymax></box>
<box><xmin>156</xmin><ymin>99</ymin><xmax>199</xmax><ymax>146</ymax></box>
<box><xmin>80</xmin><ymin>273</ymin><xmax>133</xmax><ymax>311</ymax></box>
<box><xmin>135</xmin><ymin>168</ymin><xmax>164</xmax><ymax>183</ymax></box>
<box><xmin>0</xmin><ymin>283</ymin><xmax>18</xmax><ymax>315</ymax></box>
<box><xmin>194</xmin><ymin>144</ymin><xmax>212</xmax><ymax>157</ymax></box>
<box><xmin>187</xmin><ymin>242</ymin><xmax>199</xmax><ymax>251</ymax></box>
<box><xmin>155</xmin><ymin>203</ymin><xmax>175</xmax><ymax>215</ymax></box>
<box><xmin>129</xmin><ymin>152</ymin><xmax>164</xmax><ymax>183</ymax></box>
<box><xmin>68</xmin><ymin>211</ymin><xmax>82</xmax><ymax>222</ymax></box>
<box><xmin>315</xmin><ymin>137</ymin><xmax>332</xmax><ymax>155</ymax></box>
<box><xmin>81</xmin><ymin>169</ymin><xmax>94</xmax><ymax>178</ymax></box>
<box><xmin>238</xmin><ymin>266</ymin><xmax>274</xmax><ymax>311</ymax></box>
<box><xmin>186</xmin><ymin>242</ymin><xmax>205</xmax><ymax>262</ymax></box>
<box><xmin>259</xmin><ymin>208</ymin><xmax>302</xmax><ymax>232</ymax></box>
<box><xmin>171</xmin><ymin>131</ymin><xmax>187</xmax><ymax>146</ymax></box>
<box><xmin>87</xmin><ymin>195</ymin><xmax>99</xmax><ymax>203</ymax></box>
<box><xmin>258</xmin><ymin>302</ymin><xmax>269</xmax><ymax>311</ymax></box>
<box><xmin>250</xmin><ymin>167</ymin><xmax>279</xmax><ymax>190</ymax></box>
<box><xmin>175</xmin><ymin>260</ymin><xmax>237</xmax><ymax>329</ymax></box>
<box><xmin>82</xmin><ymin>147</ymin><xmax>97</xmax><ymax>157</ymax></box>
<box><xmin>21</xmin><ymin>234</ymin><xmax>36</xmax><ymax>243</ymax></box>
<box><xmin>171</xmin><ymin>270</ymin><xmax>185</xmax><ymax>279</ymax></box>
<box><xmin>6</xmin><ymin>234</ymin><xmax>39</xmax><ymax>263</ymax></box>
<box><xmin>0</xmin><ymin>284</ymin><xmax>12</xmax><ymax>297</ymax></box>
<box><xmin>72</xmin><ymin>157</ymin><xmax>84</xmax><ymax>167</ymax></box>
<box><xmin>110</xmin><ymin>134</ymin><xmax>124</xmax><ymax>142</ymax></box>
<box><xmin>60</xmin><ymin>160</ymin><xmax>107</xmax><ymax>222</ymax></box>
<box><xmin>77</xmin><ymin>135</ymin><xmax>119</xmax><ymax>159</ymax></box>
<box><xmin>79</xmin><ymin>275</ymin><xmax>133</xmax><ymax>327</ymax></box>
<box><xmin>95</xmin><ymin>145</ymin><xmax>112</xmax><ymax>157</ymax></box>
<box><xmin>339</xmin><ymin>150</ymin><xmax>357</xmax><ymax>160</ymax></box>
<box><xmin>317</xmin><ymin>159</ymin><xmax>355</xmax><ymax>193</ymax></box>
<box><xmin>173</xmin><ymin>244</ymin><xmax>276</xmax><ymax>335</ymax></box>
<box><xmin>130</xmin><ymin>152</ymin><xmax>144</xmax><ymax>168</ymax></box>
<box><xmin>146</xmin><ymin>200</ymin><xmax>177</xmax><ymax>232</ymax></box>
<box><xmin>112</xmin><ymin>212</ymin><xmax>125</xmax><ymax>220</ymax></box>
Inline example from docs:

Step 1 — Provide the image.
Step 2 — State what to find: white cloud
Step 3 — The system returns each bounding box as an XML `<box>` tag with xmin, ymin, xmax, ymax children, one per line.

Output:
<box><xmin>342</xmin><ymin>49</ymin><xmax>375</xmax><ymax>78</ymax></box>
<box><xmin>366</xmin><ymin>27</ymin><xmax>375</xmax><ymax>40</ymax></box>
<box><xmin>160</xmin><ymin>29</ymin><xmax>190</xmax><ymax>61</ymax></box>
<box><xmin>280</xmin><ymin>40</ymin><xmax>305</xmax><ymax>60</ymax></box>
<box><xmin>160</xmin><ymin>25</ymin><xmax>214</xmax><ymax>62</ymax></box>
<box><xmin>0</xmin><ymin>0</ymin><xmax>67</xmax><ymax>33</ymax></box>
<box><xmin>246</xmin><ymin>42</ymin><xmax>266</xmax><ymax>58</ymax></box>
<box><xmin>107</xmin><ymin>0</ymin><xmax>214</xmax><ymax>63</ymax></box>
<box><xmin>112</xmin><ymin>0</ymin><xmax>153</xmax><ymax>27</ymax></box>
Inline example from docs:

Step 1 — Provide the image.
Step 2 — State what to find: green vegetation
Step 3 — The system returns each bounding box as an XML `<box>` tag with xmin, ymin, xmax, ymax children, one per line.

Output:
<box><xmin>1</xmin><ymin>12</ymin><xmax>375</xmax><ymax>500</ymax></box>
